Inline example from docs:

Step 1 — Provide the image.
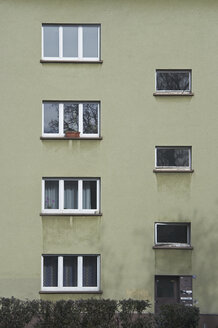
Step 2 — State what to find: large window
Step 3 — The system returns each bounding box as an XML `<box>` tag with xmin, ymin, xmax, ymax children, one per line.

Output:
<box><xmin>42</xmin><ymin>102</ymin><xmax>100</xmax><ymax>138</ymax></box>
<box><xmin>155</xmin><ymin>223</ymin><xmax>191</xmax><ymax>246</ymax></box>
<box><xmin>42</xmin><ymin>25</ymin><xmax>100</xmax><ymax>61</ymax></box>
<box><xmin>41</xmin><ymin>255</ymin><xmax>100</xmax><ymax>292</ymax></box>
<box><xmin>155</xmin><ymin>147</ymin><xmax>192</xmax><ymax>171</ymax></box>
<box><xmin>42</xmin><ymin>178</ymin><xmax>100</xmax><ymax>214</ymax></box>
<box><xmin>155</xmin><ymin>70</ymin><xmax>192</xmax><ymax>94</ymax></box>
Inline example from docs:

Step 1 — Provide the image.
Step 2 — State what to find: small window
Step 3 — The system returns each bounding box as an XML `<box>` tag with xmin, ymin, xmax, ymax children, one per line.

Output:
<box><xmin>42</xmin><ymin>255</ymin><xmax>100</xmax><ymax>292</ymax></box>
<box><xmin>155</xmin><ymin>223</ymin><xmax>191</xmax><ymax>246</ymax></box>
<box><xmin>42</xmin><ymin>24</ymin><xmax>100</xmax><ymax>61</ymax></box>
<box><xmin>155</xmin><ymin>146</ymin><xmax>192</xmax><ymax>171</ymax></box>
<box><xmin>42</xmin><ymin>102</ymin><xmax>100</xmax><ymax>138</ymax></box>
<box><xmin>42</xmin><ymin>178</ymin><xmax>100</xmax><ymax>214</ymax></box>
<box><xmin>155</xmin><ymin>70</ymin><xmax>192</xmax><ymax>94</ymax></box>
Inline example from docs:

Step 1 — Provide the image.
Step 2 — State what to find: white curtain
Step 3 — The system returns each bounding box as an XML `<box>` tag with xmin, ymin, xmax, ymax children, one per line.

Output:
<box><xmin>45</xmin><ymin>181</ymin><xmax>59</xmax><ymax>209</ymax></box>
<box><xmin>64</xmin><ymin>181</ymin><xmax>78</xmax><ymax>209</ymax></box>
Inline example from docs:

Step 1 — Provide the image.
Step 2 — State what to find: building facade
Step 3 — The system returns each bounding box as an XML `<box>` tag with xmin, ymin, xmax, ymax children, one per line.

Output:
<box><xmin>1</xmin><ymin>0</ymin><xmax>218</xmax><ymax>326</ymax></box>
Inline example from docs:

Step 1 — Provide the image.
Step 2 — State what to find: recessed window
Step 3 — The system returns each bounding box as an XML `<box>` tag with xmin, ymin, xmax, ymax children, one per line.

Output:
<box><xmin>155</xmin><ymin>146</ymin><xmax>192</xmax><ymax>171</ymax></box>
<box><xmin>155</xmin><ymin>70</ymin><xmax>192</xmax><ymax>94</ymax></box>
<box><xmin>155</xmin><ymin>223</ymin><xmax>191</xmax><ymax>246</ymax></box>
<box><xmin>42</xmin><ymin>102</ymin><xmax>100</xmax><ymax>138</ymax></box>
<box><xmin>42</xmin><ymin>255</ymin><xmax>100</xmax><ymax>292</ymax></box>
<box><xmin>42</xmin><ymin>25</ymin><xmax>100</xmax><ymax>61</ymax></box>
<box><xmin>42</xmin><ymin>178</ymin><xmax>100</xmax><ymax>214</ymax></box>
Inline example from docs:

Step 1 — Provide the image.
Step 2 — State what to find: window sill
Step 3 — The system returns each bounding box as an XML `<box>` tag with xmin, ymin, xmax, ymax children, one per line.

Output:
<box><xmin>40</xmin><ymin>136</ymin><xmax>102</xmax><ymax>140</ymax></box>
<box><xmin>153</xmin><ymin>169</ymin><xmax>194</xmax><ymax>173</ymax></box>
<box><xmin>40</xmin><ymin>59</ymin><xmax>103</xmax><ymax>64</ymax></box>
<box><xmin>153</xmin><ymin>92</ymin><xmax>194</xmax><ymax>96</ymax></box>
<box><xmin>40</xmin><ymin>213</ymin><xmax>102</xmax><ymax>217</ymax></box>
<box><xmin>39</xmin><ymin>290</ymin><xmax>103</xmax><ymax>294</ymax></box>
<box><xmin>153</xmin><ymin>245</ymin><xmax>193</xmax><ymax>250</ymax></box>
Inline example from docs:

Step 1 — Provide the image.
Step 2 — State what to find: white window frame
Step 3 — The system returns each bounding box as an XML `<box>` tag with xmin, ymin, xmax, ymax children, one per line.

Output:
<box><xmin>42</xmin><ymin>178</ymin><xmax>100</xmax><ymax>214</ymax></box>
<box><xmin>41</xmin><ymin>255</ymin><xmax>100</xmax><ymax>292</ymax></box>
<box><xmin>155</xmin><ymin>70</ymin><xmax>192</xmax><ymax>93</ymax></box>
<box><xmin>42</xmin><ymin>102</ymin><xmax>100</xmax><ymax>138</ymax></box>
<box><xmin>155</xmin><ymin>223</ymin><xmax>191</xmax><ymax>247</ymax></box>
<box><xmin>155</xmin><ymin>146</ymin><xmax>192</xmax><ymax>171</ymax></box>
<box><xmin>42</xmin><ymin>25</ymin><xmax>100</xmax><ymax>61</ymax></box>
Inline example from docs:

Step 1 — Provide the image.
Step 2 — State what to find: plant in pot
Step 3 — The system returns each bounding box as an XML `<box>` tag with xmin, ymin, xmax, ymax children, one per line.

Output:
<box><xmin>65</xmin><ymin>129</ymin><xmax>80</xmax><ymax>138</ymax></box>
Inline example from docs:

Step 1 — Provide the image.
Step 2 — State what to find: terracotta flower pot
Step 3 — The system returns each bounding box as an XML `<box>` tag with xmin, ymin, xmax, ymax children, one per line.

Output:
<box><xmin>65</xmin><ymin>131</ymin><xmax>80</xmax><ymax>138</ymax></box>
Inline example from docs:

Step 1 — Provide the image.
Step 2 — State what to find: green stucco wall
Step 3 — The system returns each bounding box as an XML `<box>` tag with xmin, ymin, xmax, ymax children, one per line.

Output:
<box><xmin>0</xmin><ymin>0</ymin><xmax>218</xmax><ymax>314</ymax></box>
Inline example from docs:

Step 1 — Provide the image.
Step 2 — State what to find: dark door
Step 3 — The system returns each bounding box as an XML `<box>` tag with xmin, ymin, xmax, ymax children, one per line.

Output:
<box><xmin>155</xmin><ymin>276</ymin><xmax>179</xmax><ymax>313</ymax></box>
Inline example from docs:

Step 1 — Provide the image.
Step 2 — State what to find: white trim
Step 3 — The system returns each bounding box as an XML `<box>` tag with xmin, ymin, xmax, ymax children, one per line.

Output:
<box><xmin>78</xmin><ymin>103</ymin><xmax>83</xmax><ymax>134</ymax></box>
<box><xmin>42</xmin><ymin>25</ymin><xmax>100</xmax><ymax>61</ymax></box>
<box><xmin>78</xmin><ymin>256</ymin><xmax>83</xmax><ymax>288</ymax></box>
<box><xmin>155</xmin><ymin>222</ymin><xmax>191</xmax><ymax>246</ymax></box>
<box><xmin>41</xmin><ymin>256</ymin><xmax>44</xmax><ymax>290</ymax></box>
<box><xmin>155</xmin><ymin>146</ymin><xmax>192</xmax><ymax>170</ymax></box>
<box><xmin>59</xmin><ymin>103</ymin><xmax>64</xmax><ymax>136</ymax></box>
<box><xmin>42</xmin><ymin>178</ymin><xmax>100</xmax><ymax>214</ymax></box>
<box><xmin>41</xmin><ymin>255</ymin><xmax>100</xmax><ymax>292</ymax></box>
<box><xmin>58</xmin><ymin>256</ymin><xmax>63</xmax><ymax>287</ymax></box>
<box><xmin>59</xmin><ymin>27</ymin><xmax>63</xmax><ymax>58</ymax></box>
<box><xmin>42</xmin><ymin>101</ymin><xmax>100</xmax><ymax>138</ymax></box>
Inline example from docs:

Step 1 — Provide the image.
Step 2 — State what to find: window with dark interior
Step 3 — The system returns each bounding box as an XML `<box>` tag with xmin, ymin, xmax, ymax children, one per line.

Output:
<box><xmin>155</xmin><ymin>70</ymin><xmax>191</xmax><ymax>94</ymax></box>
<box><xmin>155</xmin><ymin>223</ymin><xmax>191</xmax><ymax>246</ymax></box>
<box><xmin>42</xmin><ymin>255</ymin><xmax>100</xmax><ymax>291</ymax></box>
<box><xmin>155</xmin><ymin>146</ymin><xmax>192</xmax><ymax>171</ymax></box>
<box><xmin>42</xmin><ymin>178</ymin><xmax>100</xmax><ymax>214</ymax></box>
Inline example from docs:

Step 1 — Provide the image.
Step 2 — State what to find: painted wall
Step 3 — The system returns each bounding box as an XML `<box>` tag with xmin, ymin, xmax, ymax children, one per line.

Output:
<box><xmin>0</xmin><ymin>0</ymin><xmax>218</xmax><ymax>314</ymax></box>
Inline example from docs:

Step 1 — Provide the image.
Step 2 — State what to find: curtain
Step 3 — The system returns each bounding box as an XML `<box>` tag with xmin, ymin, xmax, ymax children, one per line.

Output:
<box><xmin>83</xmin><ymin>256</ymin><xmax>97</xmax><ymax>287</ymax></box>
<box><xmin>64</xmin><ymin>181</ymin><xmax>78</xmax><ymax>209</ymax></box>
<box><xmin>45</xmin><ymin>181</ymin><xmax>59</xmax><ymax>209</ymax></box>
<box><xmin>63</xmin><ymin>256</ymin><xmax>77</xmax><ymax>287</ymax></box>
<box><xmin>83</xmin><ymin>181</ymin><xmax>96</xmax><ymax>209</ymax></box>
<box><xmin>43</xmin><ymin>256</ymin><xmax>58</xmax><ymax>287</ymax></box>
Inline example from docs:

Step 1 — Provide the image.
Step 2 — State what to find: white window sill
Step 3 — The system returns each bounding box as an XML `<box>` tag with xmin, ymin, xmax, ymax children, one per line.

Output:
<box><xmin>40</xmin><ymin>212</ymin><xmax>102</xmax><ymax>217</ymax></box>
<box><xmin>40</xmin><ymin>59</ymin><xmax>103</xmax><ymax>64</ymax></box>
<box><xmin>39</xmin><ymin>290</ymin><xmax>103</xmax><ymax>294</ymax></box>
<box><xmin>153</xmin><ymin>169</ymin><xmax>194</xmax><ymax>173</ymax></box>
<box><xmin>40</xmin><ymin>136</ymin><xmax>102</xmax><ymax>140</ymax></box>
<box><xmin>153</xmin><ymin>92</ymin><xmax>194</xmax><ymax>96</ymax></box>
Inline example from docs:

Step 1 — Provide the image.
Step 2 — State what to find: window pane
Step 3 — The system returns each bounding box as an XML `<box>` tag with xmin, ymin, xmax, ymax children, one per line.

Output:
<box><xmin>63</xmin><ymin>26</ymin><xmax>78</xmax><ymax>57</ymax></box>
<box><xmin>63</xmin><ymin>256</ymin><xmax>77</xmax><ymax>287</ymax></box>
<box><xmin>64</xmin><ymin>181</ymin><xmax>78</xmax><ymax>209</ymax></box>
<box><xmin>45</xmin><ymin>181</ymin><xmax>59</xmax><ymax>209</ymax></box>
<box><xmin>44</xmin><ymin>103</ymin><xmax>59</xmax><ymax>134</ymax></box>
<box><xmin>157</xmin><ymin>148</ymin><xmax>189</xmax><ymax>167</ymax></box>
<box><xmin>83</xmin><ymin>103</ymin><xmax>98</xmax><ymax>134</ymax></box>
<box><xmin>156</xmin><ymin>71</ymin><xmax>190</xmax><ymax>91</ymax></box>
<box><xmin>43</xmin><ymin>256</ymin><xmax>58</xmax><ymax>287</ymax></box>
<box><xmin>64</xmin><ymin>103</ymin><xmax>79</xmax><ymax>132</ymax></box>
<box><xmin>157</xmin><ymin>225</ymin><xmax>188</xmax><ymax>243</ymax></box>
<box><xmin>83</xmin><ymin>181</ymin><xmax>97</xmax><ymax>209</ymax></box>
<box><xmin>157</xmin><ymin>278</ymin><xmax>175</xmax><ymax>298</ymax></box>
<box><xmin>43</xmin><ymin>26</ymin><xmax>59</xmax><ymax>57</ymax></box>
<box><xmin>83</xmin><ymin>26</ymin><xmax>98</xmax><ymax>58</ymax></box>
<box><xmin>83</xmin><ymin>256</ymin><xmax>97</xmax><ymax>287</ymax></box>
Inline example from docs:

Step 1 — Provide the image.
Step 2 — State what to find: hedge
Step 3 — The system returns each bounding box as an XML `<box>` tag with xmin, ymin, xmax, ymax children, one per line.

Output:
<box><xmin>0</xmin><ymin>297</ymin><xmax>199</xmax><ymax>328</ymax></box>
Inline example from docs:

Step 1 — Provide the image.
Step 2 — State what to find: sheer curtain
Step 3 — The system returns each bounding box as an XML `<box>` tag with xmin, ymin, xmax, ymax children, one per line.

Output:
<box><xmin>45</xmin><ymin>181</ymin><xmax>59</xmax><ymax>209</ymax></box>
<box><xmin>63</xmin><ymin>256</ymin><xmax>77</xmax><ymax>287</ymax></box>
<box><xmin>43</xmin><ymin>256</ymin><xmax>58</xmax><ymax>287</ymax></box>
<box><xmin>64</xmin><ymin>181</ymin><xmax>78</xmax><ymax>209</ymax></box>
<box><xmin>83</xmin><ymin>181</ymin><xmax>96</xmax><ymax>209</ymax></box>
<box><xmin>83</xmin><ymin>256</ymin><xmax>97</xmax><ymax>287</ymax></box>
